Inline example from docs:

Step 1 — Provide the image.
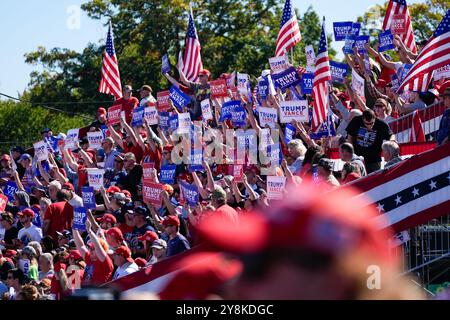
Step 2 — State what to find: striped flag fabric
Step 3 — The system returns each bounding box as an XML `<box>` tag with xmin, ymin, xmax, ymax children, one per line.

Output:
<box><xmin>409</xmin><ymin>110</ymin><xmax>426</xmax><ymax>142</ymax></box>
<box><xmin>275</xmin><ymin>0</ymin><xmax>302</xmax><ymax>57</ymax></box>
<box><xmin>181</xmin><ymin>6</ymin><xmax>203</xmax><ymax>82</ymax></box>
<box><xmin>382</xmin><ymin>0</ymin><xmax>417</xmax><ymax>54</ymax></box>
<box><xmin>98</xmin><ymin>22</ymin><xmax>122</xmax><ymax>100</ymax></box>
<box><xmin>311</xmin><ymin>18</ymin><xmax>331</xmax><ymax>133</ymax></box>
<box><xmin>398</xmin><ymin>10</ymin><xmax>450</xmax><ymax>93</ymax></box>
<box><xmin>347</xmin><ymin>144</ymin><xmax>450</xmax><ymax>233</ymax></box>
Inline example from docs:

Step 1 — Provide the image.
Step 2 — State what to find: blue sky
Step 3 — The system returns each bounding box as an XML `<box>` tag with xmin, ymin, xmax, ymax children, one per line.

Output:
<box><xmin>0</xmin><ymin>0</ymin><xmax>424</xmax><ymax>99</ymax></box>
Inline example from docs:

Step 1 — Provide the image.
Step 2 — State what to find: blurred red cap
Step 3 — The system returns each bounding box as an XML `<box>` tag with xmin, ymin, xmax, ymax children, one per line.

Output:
<box><xmin>97</xmin><ymin>107</ymin><xmax>107</xmax><ymax>115</ymax></box>
<box><xmin>105</xmin><ymin>227</ymin><xmax>124</xmax><ymax>242</ymax></box>
<box><xmin>97</xmin><ymin>213</ymin><xmax>117</xmax><ymax>225</ymax></box>
<box><xmin>17</xmin><ymin>208</ymin><xmax>35</xmax><ymax>218</ymax></box>
<box><xmin>162</xmin><ymin>215</ymin><xmax>180</xmax><ymax>228</ymax></box>
<box><xmin>106</xmin><ymin>186</ymin><xmax>121</xmax><ymax>194</ymax></box>
<box><xmin>137</xmin><ymin>231</ymin><xmax>158</xmax><ymax>243</ymax></box>
<box><xmin>114</xmin><ymin>246</ymin><xmax>133</xmax><ymax>263</ymax></box>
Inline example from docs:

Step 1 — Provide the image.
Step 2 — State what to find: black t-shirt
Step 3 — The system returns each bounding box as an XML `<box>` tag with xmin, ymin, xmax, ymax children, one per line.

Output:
<box><xmin>125</xmin><ymin>223</ymin><xmax>156</xmax><ymax>258</ymax></box>
<box><xmin>0</xmin><ymin>260</ymin><xmax>14</xmax><ymax>281</ymax></box>
<box><xmin>118</xmin><ymin>165</ymin><xmax>143</xmax><ymax>200</ymax></box>
<box><xmin>346</xmin><ymin>116</ymin><xmax>393</xmax><ymax>164</ymax></box>
<box><xmin>3</xmin><ymin>227</ymin><xmax>18</xmax><ymax>245</ymax></box>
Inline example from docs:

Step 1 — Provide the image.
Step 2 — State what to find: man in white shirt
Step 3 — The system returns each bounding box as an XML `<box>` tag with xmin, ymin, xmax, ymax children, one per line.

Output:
<box><xmin>62</xmin><ymin>183</ymin><xmax>83</xmax><ymax>208</ymax></box>
<box><xmin>139</xmin><ymin>85</ymin><xmax>157</xmax><ymax>107</ymax></box>
<box><xmin>17</xmin><ymin>209</ymin><xmax>42</xmax><ymax>246</ymax></box>
<box><xmin>112</xmin><ymin>245</ymin><xmax>139</xmax><ymax>280</ymax></box>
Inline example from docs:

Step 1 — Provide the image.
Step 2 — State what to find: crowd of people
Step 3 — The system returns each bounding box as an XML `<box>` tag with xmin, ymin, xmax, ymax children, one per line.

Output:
<box><xmin>0</xmin><ymin>24</ymin><xmax>449</xmax><ymax>300</ymax></box>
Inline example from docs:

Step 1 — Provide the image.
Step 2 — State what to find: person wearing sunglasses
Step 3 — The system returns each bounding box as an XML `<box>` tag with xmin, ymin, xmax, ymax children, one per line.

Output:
<box><xmin>346</xmin><ymin>109</ymin><xmax>395</xmax><ymax>174</ymax></box>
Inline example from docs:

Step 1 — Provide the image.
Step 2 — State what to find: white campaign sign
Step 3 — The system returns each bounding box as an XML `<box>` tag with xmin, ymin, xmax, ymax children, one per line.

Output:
<box><xmin>279</xmin><ymin>100</ymin><xmax>309</xmax><ymax>123</ymax></box>
<box><xmin>237</xmin><ymin>73</ymin><xmax>250</xmax><ymax>95</ymax></box>
<box><xmin>87</xmin><ymin>168</ymin><xmax>105</xmax><ymax>191</ymax></box>
<box><xmin>434</xmin><ymin>64</ymin><xmax>450</xmax><ymax>81</ymax></box>
<box><xmin>33</xmin><ymin>141</ymin><xmax>48</xmax><ymax>161</ymax></box>
<box><xmin>267</xmin><ymin>176</ymin><xmax>286</xmax><ymax>200</ymax></box>
<box><xmin>305</xmin><ymin>45</ymin><xmax>316</xmax><ymax>67</ymax></box>
<box><xmin>87</xmin><ymin>132</ymin><xmax>104</xmax><ymax>150</ymax></box>
<box><xmin>65</xmin><ymin>129</ymin><xmax>79</xmax><ymax>150</ymax></box>
<box><xmin>200</xmin><ymin>99</ymin><xmax>213</xmax><ymax>121</ymax></box>
<box><xmin>352</xmin><ymin>68</ymin><xmax>365</xmax><ymax>98</ymax></box>
<box><xmin>258</xmin><ymin>107</ymin><xmax>278</xmax><ymax>129</ymax></box>
<box><xmin>144</xmin><ymin>106</ymin><xmax>159</xmax><ymax>125</ymax></box>
<box><xmin>269</xmin><ymin>55</ymin><xmax>290</xmax><ymax>74</ymax></box>
<box><xmin>177</xmin><ymin>113</ymin><xmax>191</xmax><ymax>134</ymax></box>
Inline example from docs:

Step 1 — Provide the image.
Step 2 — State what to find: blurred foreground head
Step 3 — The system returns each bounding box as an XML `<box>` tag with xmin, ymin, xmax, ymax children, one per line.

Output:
<box><xmin>196</xmin><ymin>181</ymin><xmax>424</xmax><ymax>300</ymax></box>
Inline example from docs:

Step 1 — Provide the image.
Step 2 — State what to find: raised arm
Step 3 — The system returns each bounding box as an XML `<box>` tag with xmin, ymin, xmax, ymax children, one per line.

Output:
<box><xmin>164</xmin><ymin>72</ymin><xmax>181</xmax><ymax>88</ymax></box>
<box><xmin>191</xmin><ymin>171</ymin><xmax>210</xmax><ymax>199</ymax></box>
<box><xmin>86</xmin><ymin>219</ymin><xmax>107</xmax><ymax>262</ymax></box>
<box><xmin>72</xmin><ymin>228</ymin><xmax>89</xmax><ymax>259</ymax></box>
<box><xmin>120</xmin><ymin>116</ymin><xmax>139</xmax><ymax>148</ymax></box>
<box><xmin>177</xmin><ymin>66</ymin><xmax>193</xmax><ymax>87</ymax></box>
<box><xmin>107</xmin><ymin>124</ymin><xmax>124</xmax><ymax>150</ymax></box>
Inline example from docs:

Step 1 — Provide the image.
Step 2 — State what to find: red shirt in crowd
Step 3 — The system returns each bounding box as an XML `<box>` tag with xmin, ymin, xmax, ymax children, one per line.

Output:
<box><xmin>77</xmin><ymin>165</ymin><xmax>88</xmax><ymax>191</ymax></box>
<box><xmin>118</xmin><ymin>223</ymin><xmax>134</xmax><ymax>236</ymax></box>
<box><xmin>44</xmin><ymin>201</ymin><xmax>74</xmax><ymax>243</ymax></box>
<box><xmin>123</xmin><ymin>142</ymin><xmax>144</xmax><ymax>164</ymax></box>
<box><xmin>84</xmin><ymin>251</ymin><xmax>114</xmax><ymax>285</ymax></box>
<box><xmin>115</xmin><ymin>97</ymin><xmax>139</xmax><ymax>123</ymax></box>
<box><xmin>215</xmin><ymin>204</ymin><xmax>239</xmax><ymax>225</ymax></box>
<box><xmin>143</xmin><ymin>144</ymin><xmax>162</xmax><ymax>171</ymax></box>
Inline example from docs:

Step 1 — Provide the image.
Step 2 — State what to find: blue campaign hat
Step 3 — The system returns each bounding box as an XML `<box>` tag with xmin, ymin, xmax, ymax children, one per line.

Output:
<box><xmin>18</xmin><ymin>153</ymin><xmax>32</xmax><ymax>162</ymax></box>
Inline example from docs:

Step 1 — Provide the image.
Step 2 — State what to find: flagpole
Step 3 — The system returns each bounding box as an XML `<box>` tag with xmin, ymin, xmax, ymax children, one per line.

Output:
<box><xmin>291</xmin><ymin>47</ymin><xmax>295</xmax><ymax>65</ymax></box>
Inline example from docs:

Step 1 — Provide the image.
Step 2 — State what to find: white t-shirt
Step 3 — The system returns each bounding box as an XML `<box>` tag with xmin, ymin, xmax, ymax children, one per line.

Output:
<box><xmin>18</xmin><ymin>224</ymin><xmax>43</xmax><ymax>244</ymax></box>
<box><xmin>112</xmin><ymin>262</ymin><xmax>139</xmax><ymax>280</ymax></box>
<box><xmin>139</xmin><ymin>95</ymin><xmax>157</xmax><ymax>107</ymax></box>
<box><xmin>69</xmin><ymin>194</ymin><xmax>83</xmax><ymax>208</ymax></box>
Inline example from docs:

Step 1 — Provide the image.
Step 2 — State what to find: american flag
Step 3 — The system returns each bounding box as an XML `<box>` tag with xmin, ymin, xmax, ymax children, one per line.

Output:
<box><xmin>398</xmin><ymin>10</ymin><xmax>450</xmax><ymax>93</ymax></box>
<box><xmin>311</xmin><ymin>18</ymin><xmax>331</xmax><ymax>133</ymax></box>
<box><xmin>275</xmin><ymin>0</ymin><xmax>301</xmax><ymax>57</ymax></box>
<box><xmin>181</xmin><ymin>7</ymin><xmax>203</xmax><ymax>82</ymax></box>
<box><xmin>409</xmin><ymin>110</ymin><xmax>425</xmax><ymax>142</ymax></box>
<box><xmin>98</xmin><ymin>22</ymin><xmax>122</xmax><ymax>100</ymax></box>
<box><xmin>382</xmin><ymin>0</ymin><xmax>417</xmax><ymax>54</ymax></box>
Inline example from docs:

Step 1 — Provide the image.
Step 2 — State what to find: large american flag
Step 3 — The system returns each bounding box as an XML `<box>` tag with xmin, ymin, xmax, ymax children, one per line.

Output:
<box><xmin>275</xmin><ymin>0</ymin><xmax>301</xmax><ymax>57</ymax></box>
<box><xmin>398</xmin><ymin>10</ymin><xmax>450</xmax><ymax>93</ymax></box>
<box><xmin>98</xmin><ymin>22</ymin><xmax>122</xmax><ymax>100</ymax></box>
<box><xmin>181</xmin><ymin>7</ymin><xmax>203</xmax><ymax>82</ymax></box>
<box><xmin>382</xmin><ymin>0</ymin><xmax>417</xmax><ymax>54</ymax></box>
<box><xmin>311</xmin><ymin>18</ymin><xmax>331</xmax><ymax>133</ymax></box>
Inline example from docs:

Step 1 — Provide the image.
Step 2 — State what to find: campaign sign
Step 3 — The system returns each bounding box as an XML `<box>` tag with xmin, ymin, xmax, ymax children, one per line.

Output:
<box><xmin>280</xmin><ymin>100</ymin><xmax>309</xmax><ymax>123</ymax></box>
<box><xmin>352</xmin><ymin>69</ymin><xmax>365</xmax><ymax>98</ymax></box>
<box><xmin>81</xmin><ymin>186</ymin><xmax>96</xmax><ymax>210</ymax></box>
<box><xmin>161</xmin><ymin>53</ymin><xmax>171</xmax><ymax>74</ymax></box>
<box><xmin>177</xmin><ymin>113</ymin><xmax>191</xmax><ymax>134</ymax></box>
<box><xmin>200</xmin><ymin>99</ymin><xmax>213</xmax><ymax>121</ymax></box>
<box><xmin>189</xmin><ymin>149</ymin><xmax>204</xmax><ymax>173</ymax></box>
<box><xmin>309</xmin><ymin>114</ymin><xmax>336</xmax><ymax>139</ymax></box>
<box><xmin>65</xmin><ymin>129</ymin><xmax>79</xmax><ymax>150</ymax></box>
<box><xmin>131</xmin><ymin>106</ymin><xmax>145</xmax><ymax>127</ymax></box>
<box><xmin>180</xmin><ymin>181</ymin><xmax>199</xmax><ymax>206</ymax></box>
<box><xmin>305</xmin><ymin>45</ymin><xmax>316</xmax><ymax>67</ymax></box>
<box><xmin>160</xmin><ymin>165</ymin><xmax>176</xmax><ymax>184</ymax></box>
<box><xmin>351</xmin><ymin>22</ymin><xmax>361</xmax><ymax>36</ymax></box>
<box><xmin>272</xmin><ymin>67</ymin><xmax>302</xmax><ymax>91</ymax></box>
<box><xmin>159</xmin><ymin>112</ymin><xmax>170</xmax><ymax>131</ymax></box>
<box><xmin>144</xmin><ymin>106</ymin><xmax>158</xmax><ymax>125</ymax></box>
<box><xmin>259</xmin><ymin>128</ymin><xmax>275</xmax><ymax>149</ymax></box>
<box><xmin>142</xmin><ymin>162</ymin><xmax>155</xmax><ymax>181</ymax></box>
<box><xmin>100</xmin><ymin>125</ymin><xmax>109</xmax><ymax>139</ymax></box>
<box><xmin>157</xmin><ymin>91</ymin><xmax>171</xmax><ymax>111</ymax></box>
<box><xmin>143</xmin><ymin>181</ymin><xmax>163</xmax><ymax>206</ymax></box>
<box><xmin>87</xmin><ymin>132</ymin><xmax>104</xmax><ymax>150</ymax></box>
<box><xmin>231</xmin><ymin>105</ymin><xmax>247</xmax><ymax>127</ymax></box>
<box><xmin>258</xmin><ymin>78</ymin><xmax>269</xmax><ymax>101</ymax></box>
<box><xmin>379</xmin><ymin>30</ymin><xmax>395</xmax><ymax>52</ymax></box>
<box><xmin>258</xmin><ymin>107</ymin><xmax>278</xmax><ymax>129</ymax></box>
<box><xmin>225</xmin><ymin>71</ymin><xmax>236</xmax><ymax>88</ymax></box>
<box><xmin>169</xmin><ymin>86</ymin><xmax>191</xmax><ymax>111</ymax></box>
<box><xmin>333</xmin><ymin>21</ymin><xmax>353</xmax><ymax>41</ymax></box>
<box><xmin>169</xmin><ymin>114</ymin><xmax>179</xmax><ymax>131</ymax></box>
<box><xmin>87</xmin><ymin>168</ymin><xmax>105</xmax><ymax>191</ymax></box>
<box><xmin>266</xmin><ymin>176</ymin><xmax>286</xmax><ymax>200</ymax></box>
<box><xmin>330</xmin><ymin>61</ymin><xmax>348</xmax><ymax>83</ymax></box>
<box><xmin>237</xmin><ymin>73</ymin><xmax>250</xmax><ymax>94</ymax></box>
<box><xmin>269</xmin><ymin>55</ymin><xmax>290</xmax><ymax>74</ymax></box>
<box><xmin>220</xmin><ymin>100</ymin><xmax>240</xmax><ymax>122</ymax></box>
<box><xmin>285</xmin><ymin>123</ymin><xmax>296</xmax><ymax>144</ymax></box>
<box><xmin>301</xmin><ymin>73</ymin><xmax>314</xmax><ymax>95</ymax></box>
<box><xmin>391</xmin><ymin>74</ymin><xmax>400</xmax><ymax>92</ymax></box>
<box><xmin>392</xmin><ymin>14</ymin><xmax>407</xmax><ymax>34</ymax></box>
<box><xmin>107</xmin><ymin>105</ymin><xmax>122</xmax><ymax>126</ymax></box>
<box><xmin>355</xmin><ymin>35</ymin><xmax>369</xmax><ymax>54</ymax></box>
<box><xmin>73</xmin><ymin>207</ymin><xmax>88</xmax><ymax>231</ymax></box>
<box><xmin>210</xmin><ymin>80</ymin><xmax>228</xmax><ymax>99</ymax></box>
<box><xmin>435</xmin><ymin>64</ymin><xmax>450</xmax><ymax>81</ymax></box>
<box><xmin>400</xmin><ymin>64</ymin><xmax>413</xmax><ymax>83</ymax></box>
<box><xmin>229</xmin><ymin>164</ymin><xmax>244</xmax><ymax>182</ymax></box>
<box><xmin>0</xmin><ymin>194</ymin><xmax>7</xmax><ymax>212</ymax></box>
<box><xmin>4</xmin><ymin>181</ymin><xmax>18</xmax><ymax>202</ymax></box>
<box><xmin>343</xmin><ymin>34</ymin><xmax>357</xmax><ymax>54</ymax></box>
<box><xmin>34</xmin><ymin>141</ymin><xmax>48</xmax><ymax>161</ymax></box>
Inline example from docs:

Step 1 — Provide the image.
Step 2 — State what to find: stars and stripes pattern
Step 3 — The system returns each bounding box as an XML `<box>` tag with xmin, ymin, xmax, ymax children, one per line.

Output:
<box><xmin>275</xmin><ymin>0</ymin><xmax>301</xmax><ymax>57</ymax></box>
<box><xmin>181</xmin><ymin>7</ymin><xmax>203</xmax><ymax>82</ymax></box>
<box><xmin>409</xmin><ymin>110</ymin><xmax>425</xmax><ymax>142</ymax></box>
<box><xmin>398</xmin><ymin>10</ymin><xmax>450</xmax><ymax>93</ymax></box>
<box><xmin>346</xmin><ymin>144</ymin><xmax>450</xmax><ymax>233</ymax></box>
<box><xmin>382</xmin><ymin>0</ymin><xmax>417</xmax><ymax>54</ymax></box>
<box><xmin>98</xmin><ymin>22</ymin><xmax>122</xmax><ymax>99</ymax></box>
<box><xmin>311</xmin><ymin>18</ymin><xmax>331</xmax><ymax>133</ymax></box>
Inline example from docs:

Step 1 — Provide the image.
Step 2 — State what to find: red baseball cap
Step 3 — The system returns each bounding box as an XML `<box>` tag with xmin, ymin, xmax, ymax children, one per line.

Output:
<box><xmin>197</xmin><ymin>182</ymin><xmax>395</xmax><ymax>265</ymax></box>
<box><xmin>137</xmin><ymin>231</ymin><xmax>158</xmax><ymax>243</ymax></box>
<box><xmin>17</xmin><ymin>208</ymin><xmax>35</xmax><ymax>219</ymax></box>
<box><xmin>122</xmin><ymin>190</ymin><xmax>132</xmax><ymax>199</ymax></box>
<box><xmin>106</xmin><ymin>186</ymin><xmax>121</xmax><ymax>194</ymax></box>
<box><xmin>97</xmin><ymin>107</ymin><xmax>107</xmax><ymax>115</ymax></box>
<box><xmin>4</xmin><ymin>250</ymin><xmax>17</xmax><ymax>258</ymax></box>
<box><xmin>97</xmin><ymin>213</ymin><xmax>117</xmax><ymax>225</ymax></box>
<box><xmin>0</xmin><ymin>154</ymin><xmax>10</xmax><ymax>162</ymax></box>
<box><xmin>159</xmin><ymin>252</ymin><xmax>242</xmax><ymax>300</ymax></box>
<box><xmin>162</xmin><ymin>215</ymin><xmax>180</xmax><ymax>228</ymax></box>
<box><xmin>134</xmin><ymin>258</ymin><xmax>147</xmax><ymax>268</ymax></box>
<box><xmin>105</xmin><ymin>227</ymin><xmax>124</xmax><ymax>242</ymax></box>
<box><xmin>62</xmin><ymin>182</ymin><xmax>75</xmax><ymax>191</ymax></box>
<box><xmin>198</xmin><ymin>69</ymin><xmax>211</xmax><ymax>77</ymax></box>
<box><xmin>68</xmin><ymin>250</ymin><xmax>83</xmax><ymax>261</ymax></box>
<box><xmin>114</xmin><ymin>246</ymin><xmax>133</xmax><ymax>263</ymax></box>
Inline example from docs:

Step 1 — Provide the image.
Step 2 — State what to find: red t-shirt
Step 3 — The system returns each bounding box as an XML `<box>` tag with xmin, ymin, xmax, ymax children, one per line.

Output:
<box><xmin>215</xmin><ymin>204</ymin><xmax>239</xmax><ymax>225</ymax></box>
<box><xmin>118</xmin><ymin>223</ymin><xmax>134</xmax><ymax>235</ymax></box>
<box><xmin>44</xmin><ymin>201</ymin><xmax>74</xmax><ymax>243</ymax></box>
<box><xmin>123</xmin><ymin>142</ymin><xmax>144</xmax><ymax>164</ymax></box>
<box><xmin>84</xmin><ymin>251</ymin><xmax>114</xmax><ymax>285</ymax></box>
<box><xmin>143</xmin><ymin>144</ymin><xmax>162</xmax><ymax>171</ymax></box>
<box><xmin>77</xmin><ymin>166</ymin><xmax>88</xmax><ymax>191</ymax></box>
<box><xmin>116</xmin><ymin>97</ymin><xmax>139</xmax><ymax>123</ymax></box>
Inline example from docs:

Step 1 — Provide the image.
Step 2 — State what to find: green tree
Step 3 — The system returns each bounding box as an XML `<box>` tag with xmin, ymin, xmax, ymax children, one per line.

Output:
<box><xmin>24</xmin><ymin>1</ymin><xmax>333</xmax><ymax>113</ymax></box>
